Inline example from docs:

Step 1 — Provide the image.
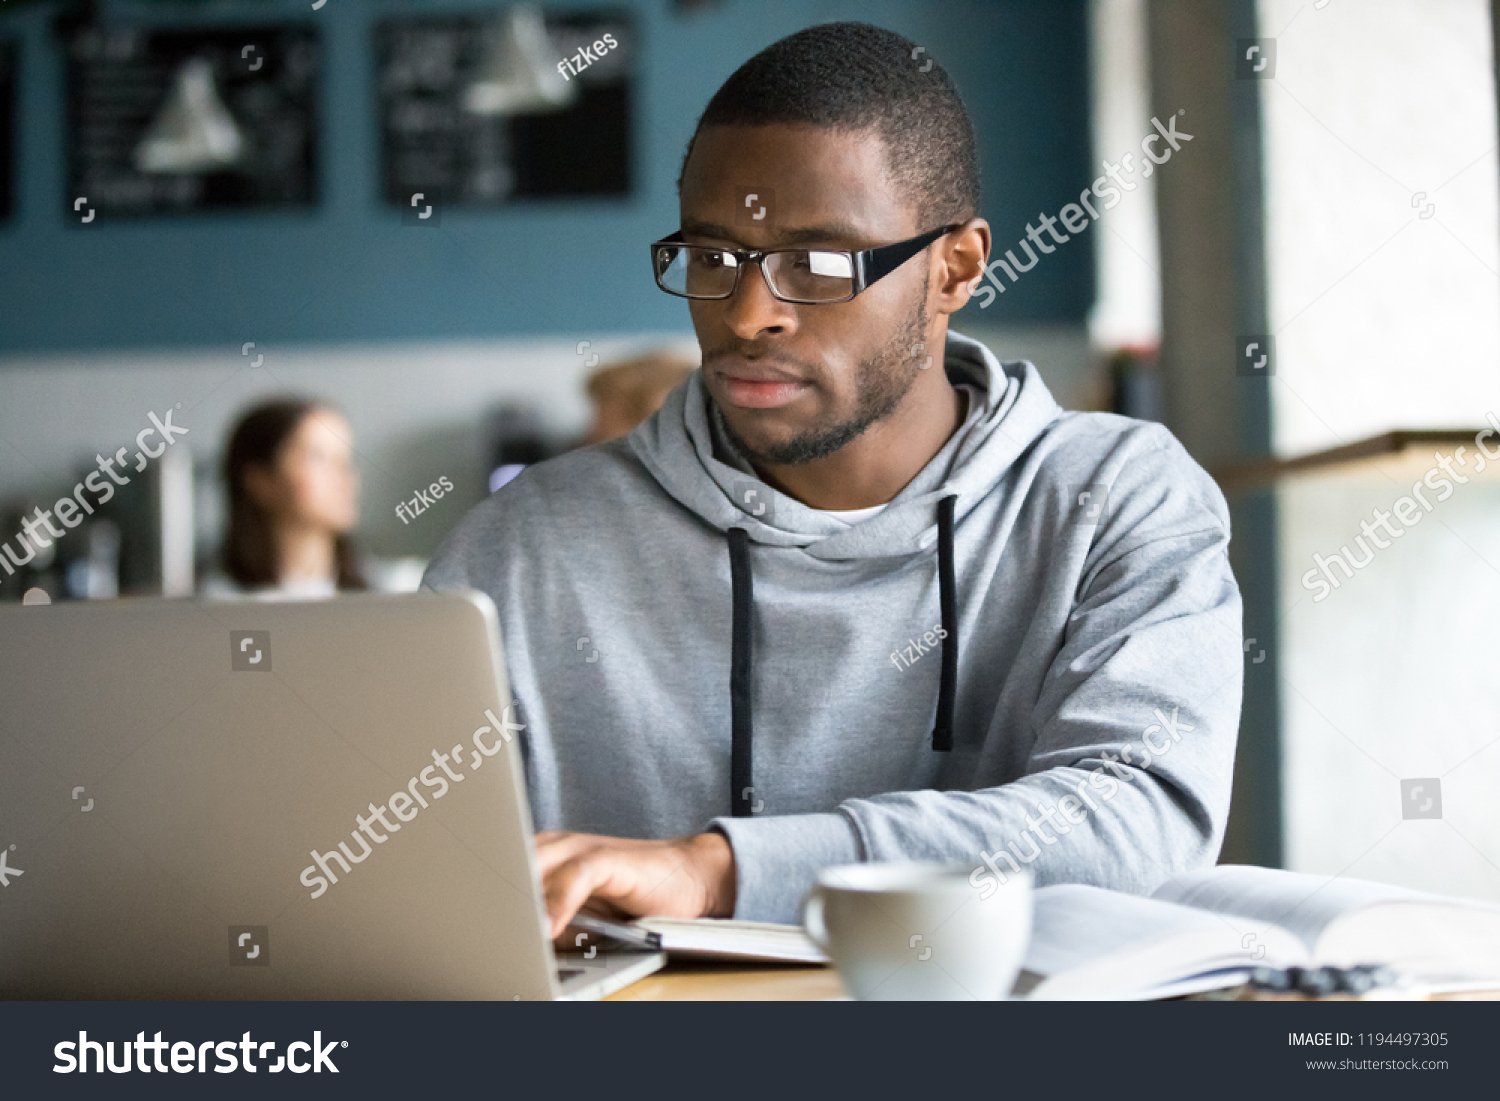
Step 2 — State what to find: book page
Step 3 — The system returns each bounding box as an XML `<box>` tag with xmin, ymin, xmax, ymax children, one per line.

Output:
<box><xmin>1026</xmin><ymin>884</ymin><xmax>1305</xmax><ymax>998</ymax></box>
<box><xmin>1151</xmin><ymin>864</ymin><xmax>1490</xmax><ymax>959</ymax></box>
<box><xmin>1322</xmin><ymin>903</ymin><xmax>1500</xmax><ymax>981</ymax></box>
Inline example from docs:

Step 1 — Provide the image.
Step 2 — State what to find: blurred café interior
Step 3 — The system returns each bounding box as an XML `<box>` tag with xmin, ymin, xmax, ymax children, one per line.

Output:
<box><xmin>2</xmin><ymin>0</ymin><xmax>1498</xmax><ymax>905</ymax></box>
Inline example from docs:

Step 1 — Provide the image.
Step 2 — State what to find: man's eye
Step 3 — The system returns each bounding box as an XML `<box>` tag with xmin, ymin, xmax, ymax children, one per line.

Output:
<box><xmin>690</xmin><ymin>251</ymin><xmax>733</xmax><ymax>270</ymax></box>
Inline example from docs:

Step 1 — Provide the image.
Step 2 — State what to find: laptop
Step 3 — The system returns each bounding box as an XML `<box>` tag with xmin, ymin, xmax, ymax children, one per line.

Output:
<box><xmin>0</xmin><ymin>590</ymin><xmax>666</xmax><ymax>999</ymax></box>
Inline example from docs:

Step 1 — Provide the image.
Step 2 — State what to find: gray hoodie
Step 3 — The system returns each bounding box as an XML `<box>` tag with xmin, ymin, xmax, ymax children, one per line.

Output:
<box><xmin>423</xmin><ymin>331</ymin><xmax>1242</xmax><ymax>923</ymax></box>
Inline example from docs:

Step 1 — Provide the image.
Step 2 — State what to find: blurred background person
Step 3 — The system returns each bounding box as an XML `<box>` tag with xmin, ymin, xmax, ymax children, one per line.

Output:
<box><xmin>579</xmin><ymin>351</ymin><xmax>696</xmax><ymax>446</ymax></box>
<box><xmin>489</xmin><ymin>352</ymin><xmax>694</xmax><ymax>492</ymax></box>
<box><xmin>204</xmin><ymin>397</ymin><xmax>365</xmax><ymax>599</ymax></box>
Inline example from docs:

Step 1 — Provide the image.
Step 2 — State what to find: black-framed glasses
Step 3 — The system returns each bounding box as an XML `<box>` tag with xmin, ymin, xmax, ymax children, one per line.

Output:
<box><xmin>650</xmin><ymin>223</ymin><xmax>962</xmax><ymax>304</ymax></box>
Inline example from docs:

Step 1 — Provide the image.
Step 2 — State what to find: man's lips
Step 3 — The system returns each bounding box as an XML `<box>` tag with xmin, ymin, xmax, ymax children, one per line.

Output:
<box><xmin>710</xmin><ymin>360</ymin><xmax>812</xmax><ymax>410</ymax></box>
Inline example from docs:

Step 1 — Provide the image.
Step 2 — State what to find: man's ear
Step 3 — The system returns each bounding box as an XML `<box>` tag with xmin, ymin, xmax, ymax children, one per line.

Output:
<box><xmin>933</xmin><ymin>218</ymin><xmax>991</xmax><ymax>317</ymax></box>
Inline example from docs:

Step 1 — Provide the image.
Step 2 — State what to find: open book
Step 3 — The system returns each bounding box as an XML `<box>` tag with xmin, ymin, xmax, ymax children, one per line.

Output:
<box><xmin>1024</xmin><ymin>865</ymin><xmax>1500</xmax><ymax>999</ymax></box>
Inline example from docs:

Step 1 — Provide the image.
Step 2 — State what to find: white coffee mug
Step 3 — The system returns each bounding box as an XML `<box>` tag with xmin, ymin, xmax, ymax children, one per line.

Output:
<box><xmin>802</xmin><ymin>862</ymin><xmax>1032</xmax><ymax>1000</ymax></box>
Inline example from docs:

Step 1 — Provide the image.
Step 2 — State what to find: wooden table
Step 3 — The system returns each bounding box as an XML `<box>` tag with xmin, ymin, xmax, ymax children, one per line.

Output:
<box><xmin>604</xmin><ymin>962</ymin><xmax>844</xmax><ymax>1001</ymax></box>
<box><xmin>604</xmin><ymin>963</ymin><xmax>1500</xmax><ymax>1001</ymax></box>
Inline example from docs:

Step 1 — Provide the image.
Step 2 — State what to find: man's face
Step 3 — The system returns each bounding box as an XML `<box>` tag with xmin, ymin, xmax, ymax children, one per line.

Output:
<box><xmin>678</xmin><ymin>125</ymin><xmax>932</xmax><ymax>466</ymax></box>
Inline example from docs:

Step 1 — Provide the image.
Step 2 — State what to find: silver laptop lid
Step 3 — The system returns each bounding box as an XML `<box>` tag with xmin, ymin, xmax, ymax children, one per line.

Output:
<box><xmin>0</xmin><ymin>591</ymin><xmax>561</xmax><ymax>1000</ymax></box>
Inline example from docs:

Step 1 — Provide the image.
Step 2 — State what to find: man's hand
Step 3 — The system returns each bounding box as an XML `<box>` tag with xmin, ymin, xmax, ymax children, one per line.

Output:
<box><xmin>534</xmin><ymin>830</ymin><xmax>736</xmax><ymax>939</ymax></box>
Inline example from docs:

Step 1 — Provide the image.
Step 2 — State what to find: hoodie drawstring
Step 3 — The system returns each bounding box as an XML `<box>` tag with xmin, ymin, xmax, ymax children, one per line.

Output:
<box><xmin>727</xmin><ymin>527</ymin><xmax>755</xmax><ymax>817</ymax></box>
<box><xmin>931</xmin><ymin>494</ymin><xmax>958</xmax><ymax>752</ymax></box>
<box><xmin>722</xmin><ymin>495</ymin><xmax>960</xmax><ymax>814</ymax></box>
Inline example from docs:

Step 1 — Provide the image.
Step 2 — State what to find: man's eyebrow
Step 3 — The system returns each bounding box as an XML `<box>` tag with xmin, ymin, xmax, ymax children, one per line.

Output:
<box><xmin>679</xmin><ymin>219</ymin><xmax>870</xmax><ymax>247</ymax></box>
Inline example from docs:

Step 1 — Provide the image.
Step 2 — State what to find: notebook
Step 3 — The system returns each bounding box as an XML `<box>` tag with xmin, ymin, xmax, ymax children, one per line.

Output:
<box><xmin>631</xmin><ymin>917</ymin><xmax>828</xmax><ymax>964</ymax></box>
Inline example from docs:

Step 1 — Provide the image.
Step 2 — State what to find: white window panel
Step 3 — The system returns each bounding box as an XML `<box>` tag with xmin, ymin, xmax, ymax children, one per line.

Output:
<box><xmin>1260</xmin><ymin>0</ymin><xmax>1500</xmax><ymax>457</ymax></box>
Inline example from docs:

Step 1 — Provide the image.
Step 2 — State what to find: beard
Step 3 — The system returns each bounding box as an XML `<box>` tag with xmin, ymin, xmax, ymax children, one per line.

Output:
<box><xmin>720</xmin><ymin>288</ymin><xmax>932</xmax><ymax>468</ymax></box>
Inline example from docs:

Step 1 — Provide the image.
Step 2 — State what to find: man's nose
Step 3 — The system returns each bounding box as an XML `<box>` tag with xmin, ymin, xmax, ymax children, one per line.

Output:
<box><xmin>721</xmin><ymin>261</ymin><xmax>797</xmax><ymax>340</ymax></box>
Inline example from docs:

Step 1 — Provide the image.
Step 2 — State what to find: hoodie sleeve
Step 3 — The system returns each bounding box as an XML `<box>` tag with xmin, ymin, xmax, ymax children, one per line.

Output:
<box><xmin>716</xmin><ymin>427</ymin><xmax>1243</xmax><ymax>923</ymax></box>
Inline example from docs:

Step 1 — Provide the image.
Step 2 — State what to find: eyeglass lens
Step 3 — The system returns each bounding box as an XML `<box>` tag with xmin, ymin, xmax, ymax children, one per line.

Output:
<box><xmin>655</xmin><ymin>245</ymin><xmax>855</xmax><ymax>302</ymax></box>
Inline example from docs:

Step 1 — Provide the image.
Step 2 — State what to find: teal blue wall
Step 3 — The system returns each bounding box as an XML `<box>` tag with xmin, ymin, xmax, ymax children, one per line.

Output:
<box><xmin>0</xmin><ymin>0</ymin><xmax>1092</xmax><ymax>353</ymax></box>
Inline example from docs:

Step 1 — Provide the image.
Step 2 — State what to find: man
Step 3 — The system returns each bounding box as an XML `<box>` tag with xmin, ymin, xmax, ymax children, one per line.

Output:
<box><xmin>424</xmin><ymin>22</ymin><xmax>1242</xmax><ymax>935</ymax></box>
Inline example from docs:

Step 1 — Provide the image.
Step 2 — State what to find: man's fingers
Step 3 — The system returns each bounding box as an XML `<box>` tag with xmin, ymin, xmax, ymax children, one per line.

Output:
<box><xmin>542</xmin><ymin>855</ymin><xmax>611</xmax><ymax>939</ymax></box>
<box><xmin>534</xmin><ymin>831</ymin><xmax>601</xmax><ymax>877</ymax></box>
<box><xmin>535</xmin><ymin>835</ymin><xmax>722</xmax><ymax>938</ymax></box>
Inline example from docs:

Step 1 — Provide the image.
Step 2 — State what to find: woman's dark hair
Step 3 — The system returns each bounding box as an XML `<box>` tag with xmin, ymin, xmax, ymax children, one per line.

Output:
<box><xmin>222</xmin><ymin>398</ymin><xmax>365</xmax><ymax>591</ymax></box>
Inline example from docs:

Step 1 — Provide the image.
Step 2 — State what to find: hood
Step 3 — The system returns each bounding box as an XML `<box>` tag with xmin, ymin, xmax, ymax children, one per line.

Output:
<box><xmin>629</xmin><ymin>330</ymin><xmax>1067</xmax><ymax>791</ymax></box>
<box><xmin>628</xmin><ymin>330</ymin><xmax>1064</xmax><ymax>560</ymax></box>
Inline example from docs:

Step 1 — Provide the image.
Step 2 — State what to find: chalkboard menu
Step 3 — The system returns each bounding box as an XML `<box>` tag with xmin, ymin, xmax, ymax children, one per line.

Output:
<box><xmin>64</xmin><ymin>24</ymin><xmax>318</xmax><ymax>220</ymax></box>
<box><xmin>0</xmin><ymin>41</ymin><xmax>15</xmax><ymax>223</ymax></box>
<box><xmin>375</xmin><ymin>9</ymin><xmax>631</xmax><ymax>211</ymax></box>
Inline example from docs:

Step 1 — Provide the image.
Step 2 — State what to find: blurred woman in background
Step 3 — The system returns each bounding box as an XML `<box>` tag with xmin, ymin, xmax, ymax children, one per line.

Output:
<box><xmin>206</xmin><ymin>397</ymin><xmax>365</xmax><ymax>598</ymax></box>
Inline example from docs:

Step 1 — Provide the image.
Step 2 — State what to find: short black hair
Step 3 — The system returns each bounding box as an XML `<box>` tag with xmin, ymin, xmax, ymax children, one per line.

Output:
<box><xmin>679</xmin><ymin>22</ymin><xmax>981</xmax><ymax>229</ymax></box>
